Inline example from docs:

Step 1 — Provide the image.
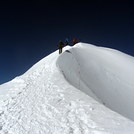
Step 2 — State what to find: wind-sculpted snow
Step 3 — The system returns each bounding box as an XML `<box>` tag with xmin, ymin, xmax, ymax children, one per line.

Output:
<box><xmin>57</xmin><ymin>43</ymin><xmax>134</xmax><ymax>121</ymax></box>
<box><xmin>0</xmin><ymin>44</ymin><xmax>134</xmax><ymax>134</ymax></box>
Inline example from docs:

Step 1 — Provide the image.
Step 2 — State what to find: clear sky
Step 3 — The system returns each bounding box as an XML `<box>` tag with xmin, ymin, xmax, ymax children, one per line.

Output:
<box><xmin>0</xmin><ymin>1</ymin><xmax>134</xmax><ymax>84</ymax></box>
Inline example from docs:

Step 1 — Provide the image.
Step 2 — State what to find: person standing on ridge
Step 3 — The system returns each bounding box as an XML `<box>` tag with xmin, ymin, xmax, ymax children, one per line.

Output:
<box><xmin>65</xmin><ymin>38</ymin><xmax>69</xmax><ymax>46</ymax></box>
<box><xmin>58</xmin><ymin>41</ymin><xmax>64</xmax><ymax>54</ymax></box>
<box><xmin>72</xmin><ymin>38</ymin><xmax>78</xmax><ymax>45</ymax></box>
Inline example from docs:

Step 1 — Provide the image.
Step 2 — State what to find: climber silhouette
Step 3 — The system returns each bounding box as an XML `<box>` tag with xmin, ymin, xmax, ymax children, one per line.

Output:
<box><xmin>65</xmin><ymin>38</ymin><xmax>69</xmax><ymax>46</ymax></box>
<box><xmin>58</xmin><ymin>41</ymin><xmax>64</xmax><ymax>54</ymax></box>
<box><xmin>72</xmin><ymin>38</ymin><xmax>78</xmax><ymax>45</ymax></box>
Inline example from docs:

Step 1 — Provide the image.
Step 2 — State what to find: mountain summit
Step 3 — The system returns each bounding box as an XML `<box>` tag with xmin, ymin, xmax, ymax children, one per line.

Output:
<box><xmin>0</xmin><ymin>43</ymin><xmax>134</xmax><ymax>133</ymax></box>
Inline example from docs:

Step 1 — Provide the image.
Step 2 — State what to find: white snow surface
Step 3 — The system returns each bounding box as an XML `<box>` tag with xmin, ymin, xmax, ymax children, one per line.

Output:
<box><xmin>0</xmin><ymin>43</ymin><xmax>134</xmax><ymax>134</ymax></box>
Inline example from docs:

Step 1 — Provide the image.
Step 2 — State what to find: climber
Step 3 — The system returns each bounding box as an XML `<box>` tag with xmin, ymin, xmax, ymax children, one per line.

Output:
<box><xmin>72</xmin><ymin>38</ymin><xmax>78</xmax><ymax>45</ymax></box>
<box><xmin>64</xmin><ymin>38</ymin><xmax>69</xmax><ymax>46</ymax></box>
<box><xmin>58</xmin><ymin>41</ymin><xmax>64</xmax><ymax>54</ymax></box>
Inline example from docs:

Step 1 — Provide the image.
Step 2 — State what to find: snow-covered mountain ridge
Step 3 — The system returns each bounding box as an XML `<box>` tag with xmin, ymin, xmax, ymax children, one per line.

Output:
<box><xmin>0</xmin><ymin>43</ymin><xmax>134</xmax><ymax>133</ymax></box>
<box><xmin>57</xmin><ymin>43</ymin><xmax>134</xmax><ymax>121</ymax></box>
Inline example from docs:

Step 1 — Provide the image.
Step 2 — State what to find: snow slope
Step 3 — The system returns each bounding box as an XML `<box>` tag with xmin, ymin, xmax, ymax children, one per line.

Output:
<box><xmin>0</xmin><ymin>43</ymin><xmax>134</xmax><ymax>134</ymax></box>
<box><xmin>57</xmin><ymin>43</ymin><xmax>134</xmax><ymax>121</ymax></box>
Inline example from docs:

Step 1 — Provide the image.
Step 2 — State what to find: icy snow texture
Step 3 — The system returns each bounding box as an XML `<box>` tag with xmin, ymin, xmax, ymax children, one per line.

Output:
<box><xmin>0</xmin><ymin>43</ymin><xmax>134</xmax><ymax>134</ymax></box>
<box><xmin>58</xmin><ymin>43</ymin><xmax>134</xmax><ymax>121</ymax></box>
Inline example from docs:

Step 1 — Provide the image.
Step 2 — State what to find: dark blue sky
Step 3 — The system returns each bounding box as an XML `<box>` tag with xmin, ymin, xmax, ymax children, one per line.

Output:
<box><xmin>0</xmin><ymin>1</ymin><xmax>134</xmax><ymax>84</ymax></box>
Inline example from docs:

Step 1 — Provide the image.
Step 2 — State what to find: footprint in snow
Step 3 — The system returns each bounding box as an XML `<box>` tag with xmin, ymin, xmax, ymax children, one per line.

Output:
<box><xmin>0</xmin><ymin>111</ymin><xmax>4</xmax><ymax>116</ymax></box>
<box><xmin>0</xmin><ymin>126</ymin><xmax>2</xmax><ymax>130</ymax></box>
